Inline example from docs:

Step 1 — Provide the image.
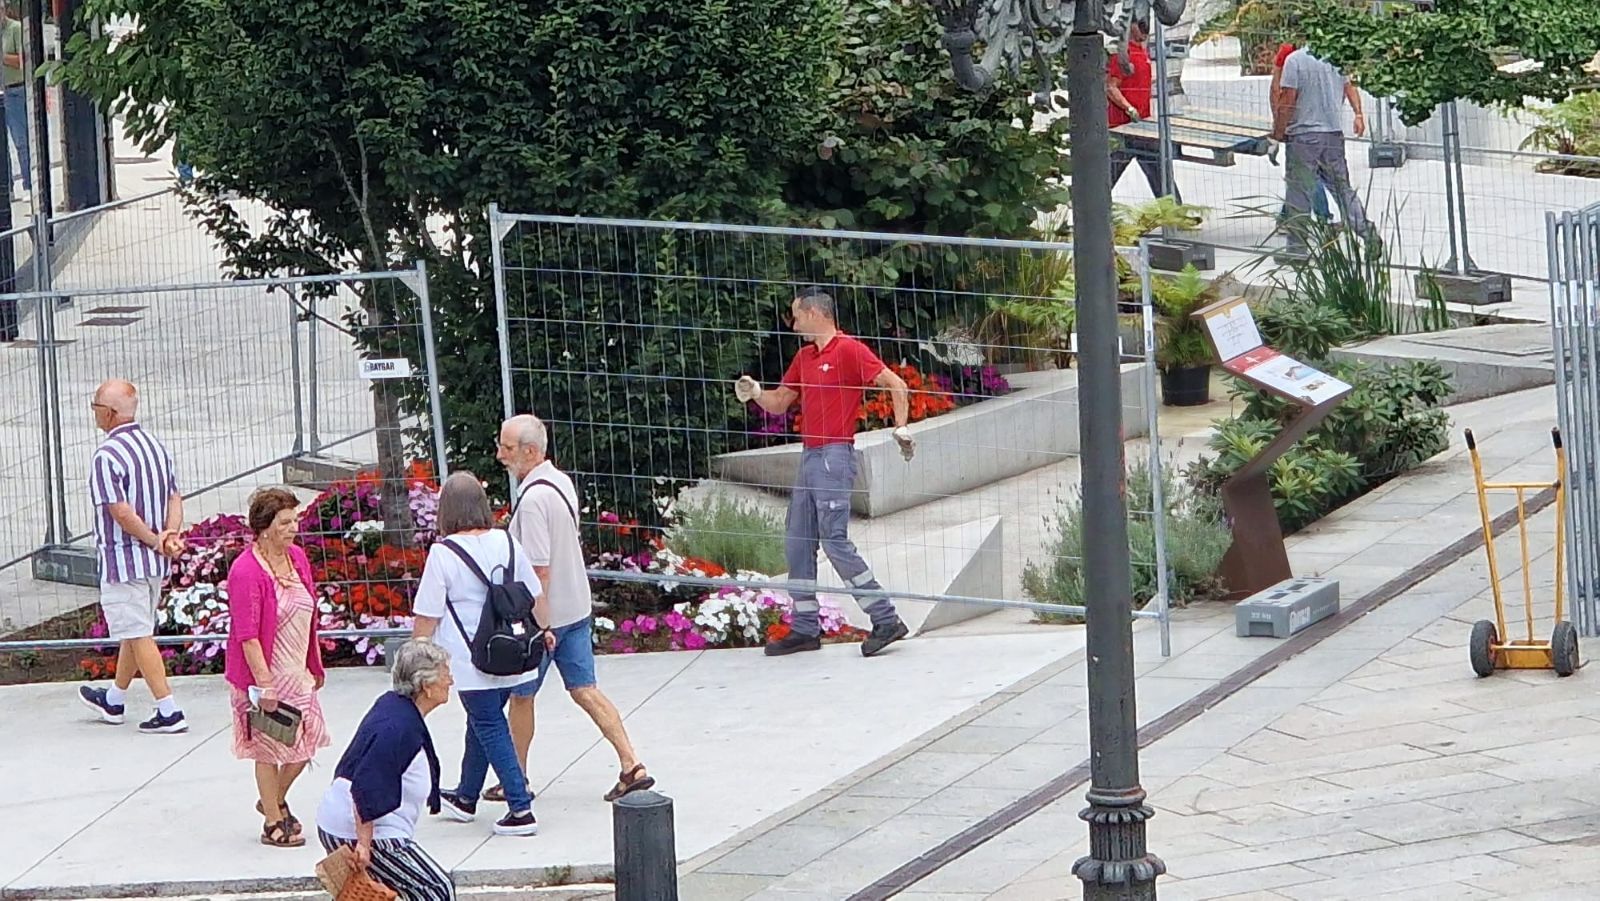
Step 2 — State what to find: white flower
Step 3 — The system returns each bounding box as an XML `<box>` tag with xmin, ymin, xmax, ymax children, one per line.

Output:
<box><xmin>594</xmin><ymin>616</ymin><xmax>616</xmax><ymax>634</ymax></box>
<box><xmin>347</xmin><ymin>520</ymin><xmax>386</xmax><ymax>542</ymax></box>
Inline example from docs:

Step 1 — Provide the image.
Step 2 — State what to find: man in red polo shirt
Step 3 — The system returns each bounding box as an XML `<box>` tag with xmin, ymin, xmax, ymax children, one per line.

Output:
<box><xmin>734</xmin><ymin>287</ymin><xmax>913</xmax><ymax>658</ymax></box>
<box><xmin>1107</xmin><ymin>18</ymin><xmax>1178</xmax><ymax>200</ymax></box>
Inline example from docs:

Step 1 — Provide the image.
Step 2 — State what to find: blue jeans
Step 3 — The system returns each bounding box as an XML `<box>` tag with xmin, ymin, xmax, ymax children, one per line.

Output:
<box><xmin>4</xmin><ymin>86</ymin><xmax>29</xmax><ymax>190</ymax></box>
<box><xmin>454</xmin><ymin>687</ymin><xmax>534</xmax><ymax>814</ymax></box>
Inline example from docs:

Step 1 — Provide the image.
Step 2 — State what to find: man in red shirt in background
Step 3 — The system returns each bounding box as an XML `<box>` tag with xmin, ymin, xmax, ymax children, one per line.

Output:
<box><xmin>1107</xmin><ymin>18</ymin><xmax>1179</xmax><ymax>201</ymax></box>
<box><xmin>735</xmin><ymin>287</ymin><xmax>913</xmax><ymax>659</ymax></box>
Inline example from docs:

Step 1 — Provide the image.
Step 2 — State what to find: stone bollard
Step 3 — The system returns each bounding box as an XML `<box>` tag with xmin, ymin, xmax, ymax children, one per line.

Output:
<box><xmin>612</xmin><ymin>790</ymin><xmax>677</xmax><ymax>900</ymax></box>
<box><xmin>382</xmin><ymin>637</ymin><xmax>407</xmax><ymax>672</ymax></box>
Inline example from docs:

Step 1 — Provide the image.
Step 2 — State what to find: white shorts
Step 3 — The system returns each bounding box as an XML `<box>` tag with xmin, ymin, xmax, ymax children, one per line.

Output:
<box><xmin>100</xmin><ymin>577</ymin><xmax>161</xmax><ymax>641</ymax></box>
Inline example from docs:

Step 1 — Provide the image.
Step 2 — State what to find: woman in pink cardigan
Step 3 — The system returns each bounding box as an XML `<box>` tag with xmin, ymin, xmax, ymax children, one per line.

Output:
<box><xmin>225</xmin><ymin>487</ymin><xmax>331</xmax><ymax>848</ymax></box>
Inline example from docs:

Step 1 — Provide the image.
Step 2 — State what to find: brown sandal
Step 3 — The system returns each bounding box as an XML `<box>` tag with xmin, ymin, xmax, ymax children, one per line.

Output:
<box><xmin>604</xmin><ymin>764</ymin><xmax>655</xmax><ymax>802</ymax></box>
<box><xmin>256</xmin><ymin>800</ymin><xmax>301</xmax><ymax>835</ymax></box>
<box><xmin>483</xmin><ymin>784</ymin><xmax>507</xmax><ymax>803</ymax></box>
<box><xmin>261</xmin><ymin>819</ymin><xmax>304</xmax><ymax>847</ymax></box>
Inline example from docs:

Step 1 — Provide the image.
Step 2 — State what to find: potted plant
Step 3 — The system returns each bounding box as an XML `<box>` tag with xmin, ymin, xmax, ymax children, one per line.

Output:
<box><xmin>1152</xmin><ymin>265</ymin><xmax>1217</xmax><ymax>406</ymax></box>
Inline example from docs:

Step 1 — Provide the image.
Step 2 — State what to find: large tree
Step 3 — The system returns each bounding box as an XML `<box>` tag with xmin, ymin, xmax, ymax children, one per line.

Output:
<box><xmin>1298</xmin><ymin>0</ymin><xmax>1600</xmax><ymax>125</ymax></box>
<box><xmin>60</xmin><ymin>0</ymin><xmax>838</xmax><ymax>517</ymax></box>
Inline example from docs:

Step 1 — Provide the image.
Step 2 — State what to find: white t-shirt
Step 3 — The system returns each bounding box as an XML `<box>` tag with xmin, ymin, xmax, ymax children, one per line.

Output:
<box><xmin>316</xmin><ymin>749</ymin><xmax>430</xmax><ymax>841</ymax></box>
<box><xmin>412</xmin><ymin>530</ymin><xmax>542</xmax><ymax>693</ymax></box>
<box><xmin>509</xmin><ymin>463</ymin><xmax>592</xmax><ymax>629</ymax></box>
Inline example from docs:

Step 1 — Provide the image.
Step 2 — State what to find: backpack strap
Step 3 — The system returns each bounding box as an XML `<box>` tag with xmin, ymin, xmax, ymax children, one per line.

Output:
<box><xmin>437</xmin><ymin>539</ymin><xmax>489</xmax><ymax>647</ymax></box>
<box><xmin>439</xmin><ymin>538</ymin><xmax>492</xmax><ymax>585</ymax></box>
<box><xmin>512</xmin><ymin>479</ymin><xmax>579</xmax><ymax>532</ymax></box>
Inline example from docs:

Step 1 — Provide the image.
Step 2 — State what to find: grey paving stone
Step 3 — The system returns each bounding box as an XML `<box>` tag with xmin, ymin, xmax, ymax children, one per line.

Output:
<box><xmin>700</xmin><ymin>822</ymin><xmax>868</xmax><ymax>877</ymax></box>
<box><xmin>848</xmin><ymin>751</ymin><xmax>995</xmax><ymax>800</ymax></box>
<box><xmin>674</xmin><ymin>871</ymin><xmax>774</xmax><ymax>901</ymax></box>
<box><xmin>923</xmin><ymin>724</ymin><xmax>1040</xmax><ymax>756</ymax></box>
<box><xmin>1292</xmin><ymin>829</ymin><xmax>1540</xmax><ymax>878</ymax></box>
<box><xmin>903</xmin><ymin>784</ymin><xmax>1035</xmax><ymax>819</ymax></box>
<box><xmin>955</xmin><ymin>742</ymin><xmax>1081</xmax><ymax>791</ymax></box>
<box><xmin>1162</xmin><ymin>830</ymin><xmax>1394</xmax><ymax>880</ymax></box>
<box><xmin>1278</xmin><ymin>854</ymin><xmax>1524</xmax><ymax>900</ymax></box>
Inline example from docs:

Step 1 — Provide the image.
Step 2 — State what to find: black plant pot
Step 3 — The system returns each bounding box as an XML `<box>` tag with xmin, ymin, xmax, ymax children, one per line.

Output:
<box><xmin>1160</xmin><ymin>364</ymin><xmax>1212</xmax><ymax>407</ymax></box>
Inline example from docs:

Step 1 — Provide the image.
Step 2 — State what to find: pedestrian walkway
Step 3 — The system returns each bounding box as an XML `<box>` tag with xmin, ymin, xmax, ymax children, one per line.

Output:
<box><xmin>673</xmin><ymin>386</ymin><xmax>1570</xmax><ymax>899</ymax></box>
<box><xmin>916</xmin><ymin>504</ymin><xmax>1582</xmax><ymax>900</ymax></box>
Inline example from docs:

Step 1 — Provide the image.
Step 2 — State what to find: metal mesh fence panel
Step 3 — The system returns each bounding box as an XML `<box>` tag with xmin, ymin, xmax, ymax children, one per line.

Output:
<box><xmin>1550</xmin><ymin>203</ymin><xmax>1600</xmax><ymax>638</ymax></box>
<box><xmin>490</xmin><ymin>210</ymin><xmax>1178</xmax><ymax>645</ymax></box>
<box><xmin>1107</xmin><ymin>5</ymin><xmax>1600</xmax><ymax>293</ymax></box>
<box><xmin>0</xmin><ymin>266</ymin><xmax>446</xmax><ymax>683</ymax></box>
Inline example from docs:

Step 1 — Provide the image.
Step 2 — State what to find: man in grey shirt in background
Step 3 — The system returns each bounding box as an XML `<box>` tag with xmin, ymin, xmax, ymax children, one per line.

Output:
<box><xmin>1272</xmin><ymin>47</ymin><xmax>1372</xmax><ymax>252</ymax></box>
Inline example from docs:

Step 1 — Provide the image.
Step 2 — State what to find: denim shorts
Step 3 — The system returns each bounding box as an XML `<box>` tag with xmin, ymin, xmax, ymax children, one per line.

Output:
<box><xmin>511</xmin><ymin>618</ymin><xmax>597</xmax><ymax>696</ymax></box>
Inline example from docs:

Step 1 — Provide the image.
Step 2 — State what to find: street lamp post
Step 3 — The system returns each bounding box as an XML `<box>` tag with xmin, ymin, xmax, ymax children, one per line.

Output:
<box><xmin>931</xmin><ymin>2</ymin><xmax>1182</xmax><ymax>897</ymax></box>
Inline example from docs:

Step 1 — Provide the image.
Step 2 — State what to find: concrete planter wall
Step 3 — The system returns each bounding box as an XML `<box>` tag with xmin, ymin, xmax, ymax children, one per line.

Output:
<box><xmin>712</xmin><ymin>362</ymin><xmax>1151</xmax><ymax>517</ymax></box>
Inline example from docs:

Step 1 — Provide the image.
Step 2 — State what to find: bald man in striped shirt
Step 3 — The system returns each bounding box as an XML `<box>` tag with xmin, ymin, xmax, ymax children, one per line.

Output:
<box><xmin>77</xmin><ymin>379</ymin><xmax>190</xmax><ymax>733</ymax></box>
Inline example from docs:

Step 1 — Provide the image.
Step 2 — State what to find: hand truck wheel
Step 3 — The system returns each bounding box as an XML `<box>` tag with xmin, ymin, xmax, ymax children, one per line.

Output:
<box><xmin>1552</xmin><ymin>621</ymin><xmax>1580</xmax><ymax>677</ymax></box>
<box><xmin>1470</xmin><ymin>619</ymin><xmax>1498</xmax><ymax>678</ymax></box>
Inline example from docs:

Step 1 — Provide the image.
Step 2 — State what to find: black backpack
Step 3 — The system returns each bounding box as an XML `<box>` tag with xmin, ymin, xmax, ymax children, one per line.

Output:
<box><xmin>438</xmin><ymin>533</ymin><xmax>544</xmax><ymax>677</ymax></box>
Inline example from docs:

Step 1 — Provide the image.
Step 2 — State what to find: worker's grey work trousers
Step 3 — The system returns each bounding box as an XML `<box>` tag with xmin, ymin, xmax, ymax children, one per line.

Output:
<box><xmin>785</xmin><ymin>444</ymin><xmax>898</xmax><ymax>637</ymax></box>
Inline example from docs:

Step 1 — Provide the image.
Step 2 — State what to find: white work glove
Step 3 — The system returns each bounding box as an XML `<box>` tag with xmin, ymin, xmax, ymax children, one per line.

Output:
<box><xmin>1125</xmin><ymin>106</ymin><xmax>1142</xmax><ymax>123</ymax></box>
<box><xmin>734</xmin><ymin>375</ymin><xmax>762</xmax><ymax>403</ymax></box>
<box><xmin>1267</xmin><ymin>139</ymin><xmax>1281</xmax><ymax>166</ymax></box>
<box><xmin>893</xmin><ymin>426</ymin><xmax>915</xmax><ymax>462</ymax></box>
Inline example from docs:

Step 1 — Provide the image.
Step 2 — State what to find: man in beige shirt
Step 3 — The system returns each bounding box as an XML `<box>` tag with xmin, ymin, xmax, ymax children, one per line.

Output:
<box><xmin>487</xmin><ymin>413</ymin><xmax>655</xmax><ymax>804</ymax></box>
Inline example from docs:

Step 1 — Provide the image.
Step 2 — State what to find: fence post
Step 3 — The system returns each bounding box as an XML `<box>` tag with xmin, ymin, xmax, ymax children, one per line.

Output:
<box><xmin>307</xmin><ymin>293</ymin><xmax>321</xmax><ymax>454</ymax></box>
<box><xmin>613</xmin><ymin>791</ymin><xmax>678</xmax><ymax>901</ymax></box>
<box><xmin>488</xmin><ymin>203</ymin><xmax>516</xmax><ymax>422</ymax></box>
<box><xmin>44</xmin><ymin>291</ymin><xmax>69</xmax><ymax>541</ymax></box>
<box><xmin>33</xmin><ymin>284</ymin><xmax>55</xmax><ymax>545</ymax></box>
<box><xmin>1139</xmin><ymin>241</ymin><xmax>1172</xmax><ymax>659</ymax></box>
<box><xmin>412</xmin><ymin>260</ymin><xmax>450</xmax><ymax>480</ymax></box>
<box><xmin>288</xmin><ymin>289</ymin><xmax>305</xmax><ymax>455</ymax></box>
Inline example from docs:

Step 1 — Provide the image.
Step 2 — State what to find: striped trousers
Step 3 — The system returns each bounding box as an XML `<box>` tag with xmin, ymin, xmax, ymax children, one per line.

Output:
<box><xmin>317</xmin><ymin>828</ymin><xmax>455</xmax><ymax>901</ymax></box>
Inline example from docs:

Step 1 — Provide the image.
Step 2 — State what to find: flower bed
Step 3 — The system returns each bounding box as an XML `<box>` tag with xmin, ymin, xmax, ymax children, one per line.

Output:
<box><xmin>73</xmin><ymin>464</ymin><xmax>860</xmax><ymax>679</ymax></box>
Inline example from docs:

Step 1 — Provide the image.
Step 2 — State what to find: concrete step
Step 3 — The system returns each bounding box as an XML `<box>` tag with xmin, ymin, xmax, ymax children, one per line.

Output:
<box><xmin>1330</xmin><ymin>323</ymin><xmax>1552</xmax><ymax>404</ymax></box>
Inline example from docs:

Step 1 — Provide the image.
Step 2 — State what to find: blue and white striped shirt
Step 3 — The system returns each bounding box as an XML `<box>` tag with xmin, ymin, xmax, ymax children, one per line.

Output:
<box><xmin>89</xmin><ymin>422</ymin><xmax>179</xmax><ymax>585</ymax></box>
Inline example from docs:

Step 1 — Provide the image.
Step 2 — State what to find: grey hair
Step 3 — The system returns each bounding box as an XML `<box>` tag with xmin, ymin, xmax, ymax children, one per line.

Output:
<box><xmin>794</xmin><ymin>287</ymin><xmax>836</xmax><ymax>321</ymax></box>
<box><xmin>391</xmin><ymin>639</ymin><xmax>451</xmax><ymax>698</ymax></box>
<box><xmin>506</xmin><ymin>413</ymin><xmax>548</xmax><ymax>455</ymax></box>
<box><xmin>436</xmin><ymin>471</ymin><xmax>495</xmax><ymax>535</ymax></box>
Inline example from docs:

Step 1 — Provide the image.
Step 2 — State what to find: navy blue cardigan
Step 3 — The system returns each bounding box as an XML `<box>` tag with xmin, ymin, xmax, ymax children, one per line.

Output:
<box><xmin>334</xmin><ymin>690</ymin><xmax>441</xmax><ymax>824</ymax></box>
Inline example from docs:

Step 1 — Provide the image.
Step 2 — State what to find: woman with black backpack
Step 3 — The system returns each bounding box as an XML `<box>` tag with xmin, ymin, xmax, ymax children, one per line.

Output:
<box><xmin>411</xmin><ymin>472</ymin><xmax>554</xmax><ymax>837</ymax></box>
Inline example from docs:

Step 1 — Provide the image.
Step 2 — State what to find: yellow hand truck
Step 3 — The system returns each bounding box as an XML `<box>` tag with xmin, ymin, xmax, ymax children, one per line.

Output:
<box><xmin>1464</xmin><ymin>426</ymin><xmax>1579</xmax><ymax>677</ymax></box>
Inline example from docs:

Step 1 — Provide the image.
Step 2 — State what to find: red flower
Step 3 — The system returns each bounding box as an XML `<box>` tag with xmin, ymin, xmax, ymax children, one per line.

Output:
<box><xmin>348</xmin><ymin>584</ymin><xmax>409</xmax><ymax>618</ymax></box>
<box><xmin>766</xmin><ymin>622</ymin><xmax>791</xmax><ymax>643</ymax></box>
<box><xmin>407</xmin><ymin>460</ymin><xmax>439</xmax><ymax>490</ymax></box>
<box><xmin>677</xmin><ymin>556</ymin><xmax>728</xmax><ymax>578</ymax></box>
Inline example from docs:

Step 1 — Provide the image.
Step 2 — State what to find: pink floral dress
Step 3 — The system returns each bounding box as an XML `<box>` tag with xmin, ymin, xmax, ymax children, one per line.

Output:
<box><xmin>230</xmin><ymin>575</ymin><xmax>331</xmax><ymax>764</ymax></box>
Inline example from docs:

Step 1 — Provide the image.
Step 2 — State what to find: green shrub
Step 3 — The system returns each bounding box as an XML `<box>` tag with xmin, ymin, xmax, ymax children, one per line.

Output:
<box><xmin>1523</xmin><ymin>91</ymin><xmax>1600</xmax><ymax>178</ymax></box>
<box><xmin>778</xmin><ymin>0</ymin><xmax>1071</xmax><ymax>350</ymax></box>
<box><xmin>1190</xmin><ymin>358</ymin><xmax>1452</xmax><ymax>532</ymax></box>
<box><xmin>665</xmin><ymin>495</ymin><xmax>788</xmax><ymax>576</ymax></box>
<box><xmin>1023</xmin><ymin>458</ymin><xmax>1232</xmax><ymax>623</ymax></box>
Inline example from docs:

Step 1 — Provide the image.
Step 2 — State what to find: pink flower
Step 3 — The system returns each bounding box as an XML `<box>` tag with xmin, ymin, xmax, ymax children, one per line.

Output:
<box><xmin>683</xmin><ymin>631</ymin><xmax>708</xmax><ymax>650</ymax></box>
<box><xmin>620</xmin><ymin>619</ymin><xmax>635</xmax><ymax>635</ymax></box>
<box><xmin>637</xmin><ymin>615</ymin><xmax>659</xmax><ymax>633</ymax></box>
